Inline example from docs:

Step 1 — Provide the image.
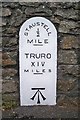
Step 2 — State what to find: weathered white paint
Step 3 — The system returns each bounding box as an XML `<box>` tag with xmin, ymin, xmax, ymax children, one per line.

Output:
<box><xmin>19</xmin><ymin>17</ymin><xmax>57</xmax><ymax>106</ymax></box>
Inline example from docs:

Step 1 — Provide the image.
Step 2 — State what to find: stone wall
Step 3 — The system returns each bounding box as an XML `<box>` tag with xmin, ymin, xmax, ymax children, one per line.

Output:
<box><xmin>1</xmin><ymin>2</ymin><xmax>80</xmax><ymax>119</ymax></box>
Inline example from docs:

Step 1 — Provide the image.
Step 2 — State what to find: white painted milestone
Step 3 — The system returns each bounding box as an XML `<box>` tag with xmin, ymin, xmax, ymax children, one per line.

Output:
<box><xmin>19</xmin><ymin>17</ymin><xmax>57</xmax><ymax>106</ymax></box>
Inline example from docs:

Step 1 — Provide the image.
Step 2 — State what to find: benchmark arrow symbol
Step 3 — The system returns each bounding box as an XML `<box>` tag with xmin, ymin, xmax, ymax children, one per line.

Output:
<box><xmin>31</xmin><ymin>88</ymin><xmax>46</xmax><ymax>104</ymax></box>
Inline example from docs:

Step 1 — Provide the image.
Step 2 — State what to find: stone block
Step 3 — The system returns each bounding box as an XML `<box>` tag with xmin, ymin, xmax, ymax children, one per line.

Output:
<box><xmin>0</xmin><ymin>51</ymin><xmax>2</xmax><ymax>66</ymax></box>
<box><xmin>2</xmin><ymin>52</ymin><xmax>17</xmax><ymax>67</ymax></box>
<box><xmin>2</xmin><ymin>68</ymin><xmax>17</xmax><ymax>79</ymax></box>
<box><xmin>51</xmin><ymin>16</ymin><xmax>61</xmax><ymax>24</ymax></box>
<box><xmin>0</xmin><ymin>40</ymin><xmax>1</xmax><ymax>48</ymax></box>
<box><xmin>60</xmin><ymin>35</ymin><xmax>79</xmax><ymax>49</ymax></box>
<box><xmin>58</xmin><ymin>65</ymin><xmax>79</xmax><ymax>81</ymax></box>
<box><xmin>58</xmin><ymin>50</ymin><xmax>77</xmax><ymax>64</ymax></box>
<box><xmin>2</xmin><ymin>57</ymin><xmax>16</xmax><ymax>66</ymax></box>
<box><xmin>0</xmin><ymin>19</ymin><xmax>7</xmax><ymax>27</ymax></box>
<box><xmin>2</xmin><ymin>27</ymin><xmax>17</xmax><ymax>36</ymax></box>
<box><xmin>25</xmin><ymin>5</ymin><xmax>52</xmax><ymax>17</ymax></box>
<box><xmin>2</xmin><ymin>2</ymin><xmax>19</xmax><ymax>8</ymax></box>
<box><xmin>2</xmin><ymin>37</ymin><xmax>17</xmax><ymax>47</ymax></box>
<box><xmin>2</xmin><ymin>93</ymin><xmax>19</xmax><ymax>102</ymax></box>
<box><xmin>19</xmin><ymin>2</ymin><xmax>39</xmax><ymax>7</ymax></box>
<box><xmin>54</xmin><ymin>8</ymin><xmax>79</xmax><ymax>21</ymax></box>
<box><xmin>57</xmin><ymin>95</ymin><xmax>78</xmax><ymax>107</ymax></box>
<box><xmin>2</xmin><ymin>8</ymin><xmax>11</xmax><ymax>17</ymax></box>
<box><xmin>2</xmin><ymin>101</ymin><xmax>19</xmax><ymax>110</ymax></box>
<box><xmin>58</xmin><ymin>80</ymin><xmax>77</xmax><ymax>92</ymax></box>
<box><xmin>0</xmin><ymin>2</ymin><xmax>2</xmax><ymax>8</ymax></box>
<box><xmin>0</xmin><ymin>68</ymin><xmax>2</xmax><ymax>77</ymax></box>
<box><xmin>59</xmin><ymin>20</ymin><xmax>78</xmax><ymax>34</ymax></box>
<box><xmin>50</xmin><ymin>2</ymin><xmax>74</xmax><ymax>9</ymax></box>
<box><xmin>0</xmin><ymin>80</ymin><xmax>2</xmax><ymax>93</ymax></box>
<box><xmin>2</xmin><ymin>80</ymin><xmax>18</xmax><ymax>94</ymax></box>
<box><xmin>9</xmin><ymin>9</ymin><xmax>26</xmax><ymax>27</ymax></box>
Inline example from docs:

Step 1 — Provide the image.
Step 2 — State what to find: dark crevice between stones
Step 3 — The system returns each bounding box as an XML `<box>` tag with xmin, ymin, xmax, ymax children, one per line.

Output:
<box><xmin>77</xmin><ymin>49</ymin><xmax>80</xmax><ymax>64</ymax></box>
<box><xmin>2</xmin><ymin>47</ymin><xmax>18</xmax><ymax>52</ymax></box>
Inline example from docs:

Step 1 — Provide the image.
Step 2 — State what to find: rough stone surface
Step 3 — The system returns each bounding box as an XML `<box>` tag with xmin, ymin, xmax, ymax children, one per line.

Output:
<box><xmin>60</xmin><ymin>35</ymin><xmax>79</xmax><ymax>49</ymax></box>
<box><xmin>2</xmin><ymin>8</ymin><xmax>11</xmax><ymax>17</ymax></box>
<box><xmin>59</xmin><ymin>20</ymin><xmax>79</xmax><ymax>34</ymax></box>
<box><xmin>0</xmin><ymin>81</ymin><xmax>2</xmax><ymax>94</ymax></box>
<box><xmin>2</xmin><ymin>27</ymin><xmax>17</xmax><ymax>36</ymax></box>
<box><xmin>2</xmin><ymin>2</ymin><xmax>19</xmax><ymax>8</ymax></box>
<box><xmin>0</xmin><ymin>19</ymin><xmax>7</xmax><ymax>27</ymax></box>
<box><xmin>2</xmin><ymin>52</ymin><xmax>17</xmax><ymax>66</ymax></box>
<box><xmin>50</xmin><ymin>2</ymin><xmax>74</xmax><ymax>9</ymax></box>
<box><xmin>2</xmin><ymin>93</ymin><xmax>19</xmax><ymax>102</ymax></box>
<box><xmin>54</xmin><ymin>9</ymin><xmax>79</xmax><ymax>21</ymax></box>
<box><xmin>2</xmin><ymin>37</ymin><xmax>17</xmax><ymax>47</ymax></box>
<box><xmin>2</xmin><ymin>106</ymin><xmax>78</xmax><ymax>118</ymax></box>
<box><xmin>58</xmin><ymin>80</ymin><xmax>77</xmax><ymax>92</ymax></box>
<box><xmin>9</xmin><ymin>9</ymin><xmax>26</xmax><ymax>27</ymax></box>
<box><xmin>25</xmin><ymin>5</ymin><xmax>52</xmax><ymax>16</ymax></box>
<box><xmin>2</xmin><ymin>80</ymin><xmax>18</xmax><ymax>94</ymax></box>
<box><xmin>0</xmin><ymin>51</ymin><xmax>2</xmax><ymax>66</ymax></box>
<box><xmin>58</xmin><ymin>65</ymin><xmax>79</xmax><ymax>82</ymax></box>
<box><xmin>2</xmin><ymin>68</ymin><xmax>17</xmax><ymax>80</ymax></box>
<box><xmin>2</xmin><ymin>58</ymin><xmax>16</xmax><ymax>66</ymax></box>
<box><xmin>57</xmin><ymin>95</ymin><xmax>78</xmax><ymax>107</ymax></box>
<box><xmin>19</xmin><ymin>2</ymin><xmax>40</xmax><ymax>7</ymax></box>
<box><xmin>2</xmin><ymin>2</ymin><xmax>79</xmax><ymax>119</ymax></box>
<box><xmin>58</xmin><ymin>65</ymin><xmax>79</xmax><ymax>77</ymax></box>
<box><xmin>0</xmin><ymin>2</ymin><xmax>2</xmax><ymax>8</ymax></box>
<box><xmin>58</xmin><ymin>50</ymin><xmax>77</xmax><ymax>64</ymax></box>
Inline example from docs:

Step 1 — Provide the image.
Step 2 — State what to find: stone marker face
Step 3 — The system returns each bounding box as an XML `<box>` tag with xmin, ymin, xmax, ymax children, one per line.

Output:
<box><xmin>19</xmin><ymin>17</ymin><xmax>57</xmax><ymax>106</ymax></box>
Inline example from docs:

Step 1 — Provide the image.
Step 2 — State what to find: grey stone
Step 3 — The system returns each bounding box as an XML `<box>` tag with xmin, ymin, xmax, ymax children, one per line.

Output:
<box><xmin>2</xmin><ymin>58</ymin><xmax>16</xmax><ymax>66</ymax></box>
<box><xmin>50</xmin><ymin>2</ymin><xmax>62</xmax><ymax>9</ymax></box>
<box><xmin>58</xmin><ymin>65</ymin><xmax>79</xmax><ymax>76</ymax></box>
<box><xmin>51</xmin><ymin>16</ymin><xmax>61</xmax><ymax>24</ymax></box>
<box><xmin>58</xmin><ymin>65</ymin><xmax>79</xmax><ymax>81</ymax></box>
<box><xmin>57</xmin><ymin>95</ymin><xmax>78</xmax><ymax>108</ymax></box>
<box><xmin>60</xmin><ymin>35</ymin><xmax>79</xmax><ymax>49</ymax></box>
<box><xmin>58</xmin><ymin>50</ymin><xmax>77</xmax><ymax>64</ymax></box>
<box><xmin>0</xmin><ymin>68</ymin><xmax>2</xmax><ymax>77</ymax></box>
<box><xmin>73</xmin><ymin>3</ymin><xmax>80</xmax><ymax>10</ymax></box>
<box><xmin>58</xmin><ymin>80</ymin><xmax>77</xmax><ymax>92</ymax></box>
<box><xmin>2</xmin><ymin>93</ymin><xmax>19</xmax><ymax>102</ymax></box>
<box><xmin>2</xmin><ymin>51</ymin><xmax>17</xmax><ymax>60</ymax></box>
<box><xmin>0</xmin><ymin>51</ymin><xmax>2</xmax><ymax>66</ymax></box>
<box><xmin>0</xmin><ymin>8</ymin><xmax>2</xmax><ymax>17</ymax></box>
<box><xmin>71</xmin><ymin>28</ymin><xmax>80</xmax><ymax>35</ymax></box>
<box><xmin>2</xmin><ymin>52</ymin><xmax>17</xmax><ymax>66</ymax></box>
<box><xmin>9</xmin><ymin>9</ymin><xmax>26</xmax><ymax>27</ymax></box>
<box><xmin>67</xmin><ymin>91</ymin><xmax>78</xmax><ymax>97</ymax></box>
<box><xmin>2</xmin><ymin>37</ymin><xmax>17</xmax><ymax>47</ymax></box>
<box><xmin>0</xmin><ymin>18</ymin><xmax>7</xmax><ymax>27</ymax></box>
<box><xmin>59</xmin><ymin>20</ymin><xmax>78</xmax><ymax>33</ymax></box>
<box><xmin>25</xmin><ymin>5</ymin><xmax>52</xmax><ymax>16</ymax></box>
<box><xmin>2</xmin><ymin>105</ymin><xmax>78</xmax><ymax>118</ymax></box>
<box><xmin>0</xmin><ymin>2</ymin><xmax>2</xmax><ymax>8</ymax></box>
<box><xmin>54</xmin><ymin>9</ymin><xmax>79</xmax><ymax>21</ymax></box>
<box><xmin>62</xmin><ymin>2</ymin><xmax>74</xmax><ymax>9</ymax></box>
<box><xmin>19</xmin><ymin>2</ymin><xmax>39</xmax><ymax>7</ymax></box>
<box><xmin>2</xmin><ymin>80</ymin><xmax>18</xmax><ymax>93</ymax></box>
<box><xmin>2</xmin><ymin>27</ymin><xmax>17</xmax><ymax>36</ymax></box>
<box><xmin>2</xmin><ymin>2</ymin><xmax>19</xmax><ymax>8</ymax></box>
<box><xmin>0</xmin><ymin>81</ymin><xmax>2</xmax><ymax>93</ymax></box>
<box><xmin>0</xmin><ymin>41</ymin><xmax>1</xmax><ymax>48</ymax></box>
<box><xmin>50</xmin><ymin>2</ymin><xmax>73</xmax><ymax>9</ymax></box>
<box><xmin>2</xmin><ymin>8</ymin><xmax>11</xmax><ymax>17</ymax></box>
<box><xmin>2</xmin><ymin>68</ymin><xmax>17</xmax><ymax>79</ymax></box>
